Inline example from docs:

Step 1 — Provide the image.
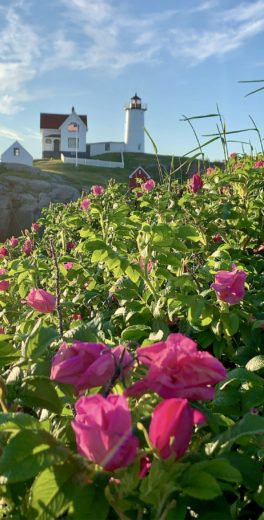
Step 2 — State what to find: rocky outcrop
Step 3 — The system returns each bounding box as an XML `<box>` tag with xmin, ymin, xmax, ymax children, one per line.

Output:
<box><xmin>0</xmin><ymin>164</ymin><xmax>80</xmax><ymax>241</ymax></box>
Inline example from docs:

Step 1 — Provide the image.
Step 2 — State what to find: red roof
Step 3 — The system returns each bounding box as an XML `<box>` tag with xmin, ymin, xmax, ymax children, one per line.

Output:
<box><xmin>40</xmin><ymin>113</ymin><xmax>87</xmax><ymax>129</ymax></box>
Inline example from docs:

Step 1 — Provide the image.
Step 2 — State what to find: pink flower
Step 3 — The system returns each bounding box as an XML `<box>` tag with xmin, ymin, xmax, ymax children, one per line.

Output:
<box><xmin>230</xmin><ymin>153</ymin><xmax>237</xmax><ymax>159</ymax></box>
<box><xmin>0</xmin><ymin>269</ymin><xmax>7</xmax><ymax>276</ymax></box>
<box><xmin>23</xmin><ymin>239</ymin><xmax>33</xmax><ymax>256</ymax></box>
<box><xmin>213</xmin><ymin>234</ymin><xmax>223</xmax><ymax>243</ymax></box>
<box><xmin>125</xmin><ymin>333</ymin><xmax>226</xmax><ymax>401</ymax></box>
<box><xmin>66</xmin><ymin>241</ymin><xmax>75</xmax><ymax>253</ymax></box>
<box><xmin>31</xmin><ymin>223</ymin><xmax>41</xmax><ymax>232</ymax></box>
<box><xmin>71</xmin><ymin>394</ymin><xmax>138</xmax><ymax>471</ymax></box>
<box><xmin>0</xmin><ymin>328</ymin><xmax>5</xmax><ymax>334</ymax></box>
<box><xmin>143</xmin><ymin>179</ymin><xmax>156</xmax><ymax>192</ymax></box>
<box><xmin>211</xmin><ymin>264</ymin><xmax>247</xmax><ymax>304</ymax></box>
<box><xmin>71</xmin><ymin>313</ymin><xmax>82</xmax><ymax>321</ymax></box>
<box><xmin>190</xmin><ymin>173</ymin><xmax>203</xmax><ymax>193</ymax></box>
<box><xmin>206</xmin><ymin>167</ymin><xmax>215</xmax><ymax>175</ymax></box>
<box><xmin>0</xmin><ymin>247</ymin><xmax>8</xmax><ymax>258</ymax></box>
<box><xmin>139</xmin><ymin>257</ymin><xmax>154</xmax><ymax>274</ymax></box>
<box><xmin>63</xmin><ymin>262</ymin><xmax>74</xmax><ymax>270</ymax></box>
<box><xmin>50</xmin><ymin>341</ymin><xmax>133</xmax><ymax>393</ymax></box>
<box><xmin>26</xmin><ymin>288</ymin><xmax>56</xmax><ymax>313</ymax></box>
<box><xmin>9</xmin><ymin>236</ymin><xmax>18</xmax><ymax>247</ymax></box>
<box><xmin>254</xmin><ymin>160</ymin><xmax>264</xmax><ymax>168</ymax></box>
<box><xmin>91</xmin><ymin>185</ymin><xmax>104</xmax><ymax>197</ymax></box>
<box><xmin>149</xmin><ymin>398</ymin><xmax>206</xmax><ymax>460</ymax></box>
<box><xmin>0</xmin><ymin>280</ymin><xmax>10</xmax><ymax>292</ymax></box>
<box><xmin>139</xmin><ymin>456</ymin><xmax>151</xmax><ymax>479</ymax></box>
<box><xmin>80</xmin><ymin>198</ymin><xmax>91</xmax><ymax>210</ymax></box>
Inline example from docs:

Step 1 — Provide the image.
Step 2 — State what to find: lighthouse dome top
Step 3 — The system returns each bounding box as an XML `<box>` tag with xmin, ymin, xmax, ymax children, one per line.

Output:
<box><xmin>125</xmin><ymin>93</ymin><xmax>147</xmax><ymax>111</ymax></box>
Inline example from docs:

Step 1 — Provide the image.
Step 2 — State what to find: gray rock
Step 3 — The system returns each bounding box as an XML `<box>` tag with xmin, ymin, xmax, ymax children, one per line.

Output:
<box><xmin>0</xmin><ymin>164</ymin><xmax>80</xmax><ymax>241</ymax></box>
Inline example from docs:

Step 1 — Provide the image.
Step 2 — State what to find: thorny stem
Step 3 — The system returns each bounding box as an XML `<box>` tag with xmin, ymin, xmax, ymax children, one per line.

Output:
<box><xmin>50</xmin><ymin>238</ymin><xmax>64</xmax><ymax>338</ymax></box>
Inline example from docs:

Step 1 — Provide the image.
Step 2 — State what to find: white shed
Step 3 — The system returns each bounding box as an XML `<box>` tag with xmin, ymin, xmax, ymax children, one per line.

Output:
<box><xmin>1</xmin><ymin>141</ymin><xmax>33</xmax><ymax>167</ymax></box>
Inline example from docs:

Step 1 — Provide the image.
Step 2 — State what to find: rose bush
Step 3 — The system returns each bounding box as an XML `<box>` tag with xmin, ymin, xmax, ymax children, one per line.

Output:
<box><xmin>0</xmin><ymin>151</ymin><xmax>263</xmax><ymax>519</ymax></box>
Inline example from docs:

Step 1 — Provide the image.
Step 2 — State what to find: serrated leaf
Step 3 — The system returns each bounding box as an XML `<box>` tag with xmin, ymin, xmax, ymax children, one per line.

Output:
<box><xmin>182</xmin><ymin>470</ymin><xmax>222</xmax><ymax>499</ymax></box>
<box><xmin>0</xmin><ymin>430</ymin><xmax>67</xmax><ymax>483</ymax></box>
<box><xmin>22</xmin><ymin>319</ymin><xmax>58</xmax><ymax>360</ymax></box>
<box><xmin>20</xmin><ymin>376</ymin><xmax>62</xmax><ymax>414</ymax></box>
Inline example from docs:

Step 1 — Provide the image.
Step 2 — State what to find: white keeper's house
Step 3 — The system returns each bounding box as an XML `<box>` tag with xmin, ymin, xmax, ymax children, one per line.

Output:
<box><xmin>40</xmin><ymin>94</ymin><xmax>147</xmax><ymax>160</ymax></box>
<box><xmin>40</xmin><ymin>107</ymin><xmax>88</xmax><ymax>159</ymax></box>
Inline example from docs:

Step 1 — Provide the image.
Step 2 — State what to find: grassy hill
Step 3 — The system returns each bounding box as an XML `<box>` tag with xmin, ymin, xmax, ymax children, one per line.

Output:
<box><xmin>33</xmin><ymin>152</ymin><xmax>216</xmax><ymax>191</ymax></box>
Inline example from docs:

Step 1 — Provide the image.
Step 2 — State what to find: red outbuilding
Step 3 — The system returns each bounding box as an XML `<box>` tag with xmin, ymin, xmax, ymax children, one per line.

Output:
<box><xmin>129</xmin><ymin>166</ymin><xmax>151</xmax><ymax>190</ymax></box>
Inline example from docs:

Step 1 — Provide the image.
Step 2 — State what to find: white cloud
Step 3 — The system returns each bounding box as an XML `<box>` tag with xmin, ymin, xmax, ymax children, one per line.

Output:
<box><xmin>0</xmin><ymin>126</ymin><xmax>24</xmax><ymax>141</ymax></box>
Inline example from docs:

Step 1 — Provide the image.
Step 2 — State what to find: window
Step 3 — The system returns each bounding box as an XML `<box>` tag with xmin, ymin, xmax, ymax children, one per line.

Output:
<box><xmin>138</xmin><ymin>144</ymin><xmax>141</xmax><ymax>151</ymax></box>
<box><xmin>45</xmin><ymin>138</ymin><xmax>52</xmax><ymax>144</ymax></box>
<box><xmin>68</xmin><ymin>138</ymin><xmax>79</xmax><ymax>149</ymax></box>
<box><xmin>105</xmin><ymin>143</ymin><xmax>110</xmax><ymax>151</ymax></box>
<box><xmin>13</xmin><ymin>147</ymin><xmax>20</xmax><ymax>156</ymax></box>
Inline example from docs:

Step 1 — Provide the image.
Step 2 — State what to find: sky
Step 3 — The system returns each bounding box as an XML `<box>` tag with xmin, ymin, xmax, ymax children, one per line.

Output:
<box><xmin>0</xmin><ymin>0</ymin><xmax>264</xmax><ymax>161</ymax></box>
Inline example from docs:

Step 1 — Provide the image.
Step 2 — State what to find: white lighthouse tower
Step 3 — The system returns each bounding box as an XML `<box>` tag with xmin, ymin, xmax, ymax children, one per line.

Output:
<box><xmin>124</xmin><ymin>93</ymin><xmax>147</xmax><ymax>153</ymax></box>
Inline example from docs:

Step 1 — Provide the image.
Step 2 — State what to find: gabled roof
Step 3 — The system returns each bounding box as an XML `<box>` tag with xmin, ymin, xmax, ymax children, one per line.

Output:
<box><xmin>129</xmin><ymin>166</ymin><xmax>150</xmax><ymax>178</ymax></box>
<box><xmin>40</xmin><ymin>113</ymin><xmax>87</xmax><ymax>129</ymax></box>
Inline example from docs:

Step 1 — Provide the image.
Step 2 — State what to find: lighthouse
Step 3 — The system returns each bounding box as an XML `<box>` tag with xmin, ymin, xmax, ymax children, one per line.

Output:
<box><xmin>124</xmin><ymin>93</ymin><xmax>147</xmax><ymax>153</ymax></box>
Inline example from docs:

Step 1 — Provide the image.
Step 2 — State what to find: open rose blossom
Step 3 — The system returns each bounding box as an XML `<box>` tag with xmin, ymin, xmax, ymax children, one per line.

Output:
<box><xmin>80</xmin><ymin>198</ymin><xmax>91</xmax><ymax>210</ymax></box>
<box><xmin>143</xmin><ymin>179</ymin><xmax>156</xmax><ymax>192</ymax></box>
<box><xmin>0</xmin><ymin>280</ymin><xmax>10</xmax><ymax>292</ymax></box>
<box><xmin>72</xmin><ymin>394</ymin><xmax>138</xmax><ymax>471</ymax></box>
<box><xmin>0</xmin><ymin>269</ymin><xmax>7</xmax><ymax>276</ymax></box>
<box><xmin>50</xmin><ymin>341</ymin><xmax>133</xmax><ymax>393</ymax></box>
<box><xmin>91</xmin><ymin>185</ymin><xmax>104</xmax><ymax>197</ymax></box>
<box><xmin>26</xmin><ymin>288</ymin><xmax>56</xmax><ymax>313</ymax></box>
<box><xmin>125</xmin><ymin>333</ymin><xmax>226</xmax><ymax>401</ymax></box>
<box><xmin>190</xmin><ymin>173</ymin><xmax>203</xmax><ymax>193</ymax></box>
<box><xmin>211</xmin><ymin>264</ymin><xmax>247</xmax><ymax>305</ymax></box>
<box><xmin>0</xmin><ymin>247</ymin><xmax>8</xmax><ymax>258</ymax></box>
<box><xmin>254</xmin><ymin>160</ymin><xmax>264</xmax><ymax>168</ymax></box>
<box><xmin>206</xmin><ymin>167</ymin><xmax>215</xmax><ymax>175</ymax></box>
<box><xmin>63</xmin><ymin>262</ymin><xmax>74</xmax><ymax>271</ymax></box>
<box><xmin>149</xmin><ymin>398</ymin><xmax>206</xmax><ymax>460</ymax></box>
<box><xmin>31</xmin><ymin>223</ymin><xmax>41</xmax><ymax>232</ymax></box>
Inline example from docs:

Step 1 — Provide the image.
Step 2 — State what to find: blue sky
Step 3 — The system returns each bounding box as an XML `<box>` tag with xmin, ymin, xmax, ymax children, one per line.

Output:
<box><xmin>0</xmin><ymin>0</ymin><xmax>264</xmax><ymax>160</ymax></box>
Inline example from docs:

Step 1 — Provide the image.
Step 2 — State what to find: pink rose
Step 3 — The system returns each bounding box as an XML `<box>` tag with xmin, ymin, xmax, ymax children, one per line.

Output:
<box><xmin>190</xmin><ymin>173</ymin><xmax>203</xmax><ymax>193</ymax></box>
<box><xmin>206</xmin><ymin>167</ymin><xmax>215</xmax><ymax>175</ymax></box>
<box><xmin>125</xmin><ymin>333</ymin><xmax>226</xmax><ymax>401</ymax></box>
<box><xmin>63</xmin><ymin>262</ymin><xmax>74</xmax><ymax>270</ymax></box>
<box><xmin>0</xmin><ymin>247</ymin><xmax>8</xmax><ymax>258</ymax></box>
<box><xmin>9</xmin><ymin>236</ymin><xmax>18</xmax><ymax>247</ymax></box>
<box><xmin>66</xmin><ymin>241</ymin><xmax>75</xmax><ymax>253</ymax></box>
<box><xmin>0</xmin><ymin>328</ymin><xmax>5</xmax><ymax>334</ymax></box>
<box><xmin>72</xmin><ymin>394</ymin><xmax>138</xmax><ymax>471</ymax></box>
<box><xmin>80</xmin><ymin>198</ymin><xmax>91</xmax><ymax>210</ymax></box>
<box><xmin>211</xmin><ymin>264</ymin><xmax>247</xmax><ymax>304</ymax></box>
<box><xmin>139</xmin><ymin>456</ymin><xmax>151</xmax><ymax>479</ymax></box>
<box><xmin>31</xmin><ymin>223</ymin><xmax>41</xmax><ymax>232</ymax></box>
<box><xmin>139</xmin><ymin>257</ymin><xmax>154</xmax><ymax>274</ymax></box>
<box><xmin>254</xmin><ymin>160</ymin><xmax>264</xmax><ymax>168</ymax></box>
<box><xmin>0</xmin><ymin>269</ymin><xmax>7</xmax><ymax>275</ymax></box>
<box><xmin>71</xmin><ymin>313</ymin><xmax>82</xmax><ymax>321</ymax></box>
<box><xmin>91</xmin><ymin>185</ymin><xmax>104</xmax><ymax>197</ymax></box>
<box><xmin>23</xmin><ymin>239</ymin><xmax>33</xmax><ymax>256</ymax></box>
<box><xmin>230</xmin><ymin>153</ymin><xmax>237</xmax><ymax>158</ymax></box>
<box><xmin>254</xmin><ymin>243</ymin><xmax>264</xmax><ymax>253</ymax></box>
<box><xmin>0</xmin><ymin>280</ymin><xmax>10</xmax><ymax>292</ymax></box>
<box><xmin>26</xmin><ymin>288</ymin><xmax>56</xmax><ymax>313</ymax></box>
<box><xmin>143</xmin><ymin>179</ymin><xmax>156</xmax><ymax>192</ymax></box>
<box><xmin>50</xmin><ymin>341</ymin><xmax>133</xmax><ymax>393</ymax></box>
<box><xmin>213</xmin><ymin>234</ymin><xmax>223</xmax><ymax>243</ymax></box>
<box><xmin>149</xmin><ymin>398</ymin><xmax>206</xmax><ymax>460</ymax></box>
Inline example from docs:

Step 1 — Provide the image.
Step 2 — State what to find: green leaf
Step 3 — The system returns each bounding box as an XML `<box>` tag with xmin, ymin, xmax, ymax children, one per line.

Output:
<box><xmin>210</xmin><ymin>413</ymin><xmax>264</xmax><ymax>453</ymax></box>
<box><xmin>121</xmin><ymin>324</ymin><xmax>151</xmax><ymax>341</ymax></box>
<box><xmin>182</xmin><ymin>470</ymin><xmax>222</xmax><ymax>499</ymax></box>
<box><xmin>0</xmin><ymin>342</ymin><xmax>20</xmax><ymax>367</ymax></box>
<box><xmin>246</xmin><ymin>355</ymin><xmax>264</xmax><ymax>372</ymax></box>
<box><xmin>221</xmin><ymin>312</ymin><xmax>239</xmax><ymax>336</ymax></box>
<box><xmin>205</xmin><ymin>459</ymin><xmax>242</xmax><ymax>483</ymax></box>
<box><xmin>0</xmin><ymin>430</ymin><xmax>67</xmax><ymax>483</ymax></box>
<box><xmin>29</xmin><ymin>462</ymin><xmax>76</xmax><ymax>519</ymax></box>
<box><xmin>72</xmin><ymin>482</ymin><xmax>110</xmax><ymax>520</ymax></box>
<box><xmin>125</xmin><ymin>265</ymin><xmax>141</xmax><ymax>283</ymax></box>
<box><xmin>22</xmin><ymin>319</ymin><xmax>58</xmax><ymax>360</ymax></box>
<box><xmin>0</xmin><ymin>413</ymin><xmax>41</xmax><ymax>432</ymax></box>
<box><xmin>20</xmin><ymin>376</ymin><xmax>62</xmax><ymax>414</ymax></box>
